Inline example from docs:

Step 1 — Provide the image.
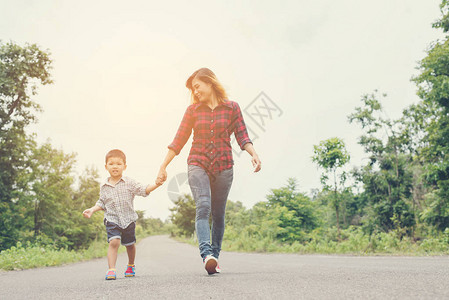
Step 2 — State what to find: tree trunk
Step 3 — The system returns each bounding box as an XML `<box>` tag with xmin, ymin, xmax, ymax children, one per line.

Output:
<box><xmin>336</xmin><ymin>204</ymin><xmax>341</xmax><ymax>241</ymax></box>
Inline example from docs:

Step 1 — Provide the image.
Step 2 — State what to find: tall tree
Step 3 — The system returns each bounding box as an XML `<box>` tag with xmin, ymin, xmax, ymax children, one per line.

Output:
<box><xmin>29</xmin><ymin>142</ymin><xmax>76</xmax><ymax>247</ymax></box>
<box><xmin>0</xmin><ymin>42</ymin><xmax>52</xmax><ymax>250</ymax></box>
<box><xmin>312</xmin><ymin>138</ymin><xmax>350</xmax><ymax>236</ymax></box>
<box><xmin>348</xmin><ymin>93</ymin><xmax>415</xmax><ymax>233</ymax></box>
<box><xmin>412</xmin><ymin>0</ymin><xmax>449</xmax><ymax>230</ymax></box>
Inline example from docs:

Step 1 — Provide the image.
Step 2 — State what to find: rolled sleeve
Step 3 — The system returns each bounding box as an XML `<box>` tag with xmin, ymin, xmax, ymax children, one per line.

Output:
<box><xmin>95</xmin><ymin>194</ymin><xmax>106</xmax><ymax>210</ymax></box>
<box><xmin>129</xmin><ymin>178</ymin><xmax>149</xmax><ymax>197</ymax></box>
<box><xmin>168</xmin><ymin>106</ymin><xmax>194</xmax><ymax>155</ymax></box>
<box><xmin>232</xmin><ymin>102</ymin><xmax>252</xmax><ymax>150</ymax></box>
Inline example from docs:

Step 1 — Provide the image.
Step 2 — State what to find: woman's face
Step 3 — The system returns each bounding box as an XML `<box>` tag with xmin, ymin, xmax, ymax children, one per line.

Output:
<box><xmin>192</xmin><ymin>77</ymin><xmax>213</xmax><ymax>103</ymax></box>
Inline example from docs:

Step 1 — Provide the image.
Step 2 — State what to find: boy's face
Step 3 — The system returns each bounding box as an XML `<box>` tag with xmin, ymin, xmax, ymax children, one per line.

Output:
<box><xmin>105</xmin><ymin>157</ymin><xmax>127</xmax><ymax>178</ymax></box>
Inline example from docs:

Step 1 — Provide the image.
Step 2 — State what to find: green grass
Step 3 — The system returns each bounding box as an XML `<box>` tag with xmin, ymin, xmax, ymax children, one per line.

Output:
<box><xmin>174</xmin><ymin>226</ymin><xmax>449</xmax><ymax>256</ymax></box>
<box><xmin>0</xmin><ymin>226</ymin><xmax>163</xmax><ymax>271</ymax></box>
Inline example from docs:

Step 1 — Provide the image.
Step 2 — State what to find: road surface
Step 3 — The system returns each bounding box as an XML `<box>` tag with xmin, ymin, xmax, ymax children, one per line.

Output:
<box><xmin>1</xmin><ymin>235</ymin><xmax>448</xmax><ymax>299</ymax></box>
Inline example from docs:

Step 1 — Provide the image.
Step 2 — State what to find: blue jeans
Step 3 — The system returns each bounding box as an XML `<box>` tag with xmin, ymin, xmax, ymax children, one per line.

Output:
<box><xmin>188</xmin><ymin>164</ymin><xmax>233</xmax><ymax>259</ymax></box>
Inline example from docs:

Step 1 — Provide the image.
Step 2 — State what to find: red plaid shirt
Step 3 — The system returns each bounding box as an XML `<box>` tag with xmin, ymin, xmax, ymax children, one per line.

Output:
<box><xmin>168</xmin><ymin>100</ymin><xmax>252</xmax><ymax>174</ymax></box>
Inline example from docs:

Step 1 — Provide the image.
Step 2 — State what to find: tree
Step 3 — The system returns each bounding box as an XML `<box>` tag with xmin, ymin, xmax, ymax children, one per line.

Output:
<box><xmin>0</xmin><ymin>42</ymin><xmax>52</xmax><ymax>250</ymax></box>
<box><xmin>29</xmin><ymin>142</ymin><xmax>77</xmax><ymax>247</ymax></box>
<box><xmin>71</xmin><ymin>167</ymin><xmax>104</xmax><ymax>249</ymax></box>
<box><xmin>169</xmin><ymin>194</ymin><xmax>196</xmax><ymax>237</ymax></box>
<box><xmin>312</xmin><ymin>137</ymin><xmax>350</xmax><ymax>236</ymax></box>
<box><xmin>265</xmin><ymin>178</ymin><xmax>320</xmax><ymax>243</ymax></box>
<box><xmin>412</xmin><ymin>0</ymin><xmax>449</xmax><ymax>230</ymax></box>
<box><xmin>348</xmin><ymin>93</ymin><xmax>415</xmax><ymax>233</ymax></box>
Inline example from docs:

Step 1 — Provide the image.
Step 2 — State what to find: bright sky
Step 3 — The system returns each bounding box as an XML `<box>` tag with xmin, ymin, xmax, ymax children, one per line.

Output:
<box><xmin>0</xmin><ymin>0</ymin><xmax>444</xmax><ymax>220</ymax></box>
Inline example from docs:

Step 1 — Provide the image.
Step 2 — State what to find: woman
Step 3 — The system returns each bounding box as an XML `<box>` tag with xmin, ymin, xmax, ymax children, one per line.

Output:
<box><xmin>157</xmin><ymin>68</ymin><xmax>261</xmax><ymax>275</ymax></box>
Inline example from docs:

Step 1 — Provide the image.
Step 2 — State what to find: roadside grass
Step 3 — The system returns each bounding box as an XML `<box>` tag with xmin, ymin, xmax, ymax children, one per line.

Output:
<box><xmin>173</xmin><ymin>226</ymin><xmax>449</xmax><ymax>256</ymax></box>
<box><xmin>6</xmin><ymin>225</ymin><xmax>447</xmax><ymax>271</ymax></box>
<box><xmin>0</xmin><ymin>226</ymin><xmax>164</xmax><ymax>271</ymax></box>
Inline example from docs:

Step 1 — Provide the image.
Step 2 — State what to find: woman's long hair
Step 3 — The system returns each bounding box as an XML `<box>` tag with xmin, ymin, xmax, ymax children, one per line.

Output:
<box><xmin>186</xmin><ymin>68</ymin><xmax>228</xmax><ymax>104</ymax></box>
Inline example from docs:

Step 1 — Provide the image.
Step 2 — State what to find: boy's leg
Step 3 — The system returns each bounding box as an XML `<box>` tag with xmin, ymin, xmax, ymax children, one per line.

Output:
<box><xmin>122</xmin><ymin>221</ymin><xmax>137</xmax><ymax>264</ymax></box>
<box><xmin>122</xmin><ymin>222</ymin><xmax>137</xmax><ymax>277</ymax></box>
<box><xmin>107</xmin><ymin>239</ymin><xmax>120</xmax><ymax>269</ymax></box>
<box><xmin>126</xmin><ymin>244</ymin><xmax>136</xmax><ymax>265</ymax></box>
<box><xmin>105</xmin><ymin>220</ymin><xmax>122</xmax><ymax>270</ymax></box>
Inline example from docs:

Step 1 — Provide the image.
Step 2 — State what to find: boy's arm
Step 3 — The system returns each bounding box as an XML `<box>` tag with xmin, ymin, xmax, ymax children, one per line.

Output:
<box><xmin>145</xmin><ymin>182</ymin><xmax>161</xmax><ymax>195</ymax></box>
<box><xmin>82</xmin><ymin>205</ymin><xmax>104</xmax><ymax>218</ymax></box>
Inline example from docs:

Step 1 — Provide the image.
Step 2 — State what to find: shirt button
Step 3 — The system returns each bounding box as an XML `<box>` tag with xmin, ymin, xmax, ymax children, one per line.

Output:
<box><xmin>211</xmin><ymin>141</ymin><xmax>214</xmax><ymax>143</ymax></box>
<box><xmin>211</xmin><ymin>120</ymin><xmax>214</xmax><ymax>123</ymax></box>
<box><xmin>211</xmin><ymin>130</ymin><xmax>214</xmax><ymax>133</ymax></box>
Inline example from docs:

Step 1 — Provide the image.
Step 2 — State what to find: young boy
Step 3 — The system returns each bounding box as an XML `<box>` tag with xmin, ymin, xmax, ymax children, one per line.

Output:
<box><xmin>83</xmin><ymin>149</ymin><xmax>161</xmax><ymax>280</ymax></box>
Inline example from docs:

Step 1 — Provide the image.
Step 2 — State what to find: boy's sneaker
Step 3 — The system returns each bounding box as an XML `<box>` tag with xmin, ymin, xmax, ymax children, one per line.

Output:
<box><xmin>105</xmin><ymin>269</ymin><xmax>117</xmax><ymax>280</ymax></box>
<box><xmin>204</xmin><ymin>255</ymin><xmax>218</xmax><ymax>275</ymax></box>
<box><xmin>125</xmin><ymin>264</ymin><xmax>135</xmax><ymax>277</ymax></box>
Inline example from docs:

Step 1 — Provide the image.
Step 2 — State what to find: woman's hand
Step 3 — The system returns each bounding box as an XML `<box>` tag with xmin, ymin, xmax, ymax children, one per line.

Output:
<box><xmin>243</xmin><ymin>143</ymin><xmax>262</xmax><ymax>173</ymax></box>
<box><xmin>252</xmin><ymin>154</ymin><xmax>262</xmax><ymax>172</ymax></box>
<box><xmin>156</xmin><ymin>167</ymin><xmax>167</xmax><ymax>185</ymax></box>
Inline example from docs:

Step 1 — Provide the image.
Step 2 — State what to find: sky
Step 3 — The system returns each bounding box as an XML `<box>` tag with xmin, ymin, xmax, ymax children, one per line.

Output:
<box><xmin>0</xmin><ymin>0</ymin><xmax>444</xmax><ymax>220</ymax></box>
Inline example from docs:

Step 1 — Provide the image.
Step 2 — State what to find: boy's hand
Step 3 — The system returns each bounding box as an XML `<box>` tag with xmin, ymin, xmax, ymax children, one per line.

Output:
<box><xmin>83</xmin><ymin>208</ymin><xmax>93</xmax><ymax>218</ymax></box>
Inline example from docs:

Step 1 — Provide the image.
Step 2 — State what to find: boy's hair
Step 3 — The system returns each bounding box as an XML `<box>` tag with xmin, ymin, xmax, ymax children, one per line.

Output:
<box><xmin>105</xmin><ymin>149</ymin><xmax>126</xmax><ymax>164</ymax></box>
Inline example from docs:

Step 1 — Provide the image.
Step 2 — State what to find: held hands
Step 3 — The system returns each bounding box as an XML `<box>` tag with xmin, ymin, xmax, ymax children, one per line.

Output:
<box><xmin>156</xmin><ymin>167</ymin><xmax>167</xmax><ymax>186</ymax></box>
<box><xmin>252</xmin><ymin>154</ymin><xmax>262</xmax><ymax>172</ymax></box>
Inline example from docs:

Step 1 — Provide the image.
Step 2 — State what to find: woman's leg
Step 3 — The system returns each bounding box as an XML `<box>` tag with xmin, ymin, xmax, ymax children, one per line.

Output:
<box><xmin>188</xmin><ymin>165</ymin><xmax>212</xmax><ymax>259</ymax></box>
<box><xmin>210</xmin><ymin>168</ymin><xmax>233</xmax><ymax>259</ymax></box>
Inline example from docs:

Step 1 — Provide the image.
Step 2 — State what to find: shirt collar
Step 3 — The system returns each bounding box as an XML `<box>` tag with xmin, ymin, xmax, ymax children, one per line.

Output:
<box><xmin>102</xmin><ymin>176</ymin><xmax>126</xmax><ymax>187</ymax></box>
<box><xmin>193</xmin><ymin>100</ymin><xmax>232</xmax><ymax>111</ymax></box>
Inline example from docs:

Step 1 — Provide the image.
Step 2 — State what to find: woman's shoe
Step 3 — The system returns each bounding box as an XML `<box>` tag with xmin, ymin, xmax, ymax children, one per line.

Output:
<box><xmin>203</xmin><ymin>255</ymin><xmax>218</xmax><ymax>275</ymax></box>
<box><xmin>215</xmin><ymin>263</ymin><xmax>221</xmax><ymax>273</ymax></box>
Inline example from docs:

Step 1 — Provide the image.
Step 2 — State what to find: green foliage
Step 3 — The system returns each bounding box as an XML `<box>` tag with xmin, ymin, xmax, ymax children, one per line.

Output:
<box><xmin>5</xmin><ymin>0</ymin><xmax>449</xmax><ymax>264</ymax></box>
<box><xmin>410</xmin><ymin>0</ymin><xmax>449</xmax><ymax>230</ymax></box>
<box><xmin>312</xmin><ymin>138</ymin><xmax>350</xmax><ymax>232</ymax></box>
<box><xmin>172</xmin><ymin>1</ymin><xmax>449</xmax><ymax>251</ymax></box>
<box><xmin>169</xmin><ymin>179</ymin><xmax>320</xmax><ymax>244</ymax></box>
<box><xmin>136</xmin><ymin>210</ymin><xmax>170</xmax><ymax>235</ymax></box>
<box><xmin>0</xmin><ymin>215</ymin><xmax>171</xmax><ymax>271</ymax></box>
<box><xmin>0</xmin><ymin>41</ymin><xmax>53</xmax><ymax>250</ymax></box>
<box><xmin>169</xmin><ymin>194</ymin><xmax>196</xmax><ymax>237</ymax></box>
<box><xmin>312</xmin><ymin>138</ymin><xmax>350</xmax><ymax>174</ymax></box>
<box><xmin>0</xmin><ymin>241</ymin><xmax>83</xmax><ymax>271</ymax></box>
<box><xmin>433</xmin><ymin>0</ymin><xmax>449</xmax><ymax>32</ymax></box>
<box><xmin>0</xmin><ymin>42</ymin><xmax>166</xmax><ymax>256</ymax></box>
<box><xmin>70</xmin><ymin>167</ymin><xmax>105</xmax><ymax>249</ymax></box>
<box><xmin>349</xmin><ymin>92</ymin><xmax>416</xmax><ymax>233</ymax></box>
<box><xmin>265</xmin><ymin>178</ymin><xmax>320</xmax><ymax>242</ymax></box>
<box><xmin>29</xmin><ymin>142</ymin><xmax>77</xmax><ymax>246</ymax></box>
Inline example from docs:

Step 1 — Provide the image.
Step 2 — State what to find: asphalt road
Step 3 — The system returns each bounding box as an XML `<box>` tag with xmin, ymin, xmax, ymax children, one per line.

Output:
<box><xmin>1</xmin><ymin>235</ymin><xmax>448</xmax><ymax>299</ymax></box>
